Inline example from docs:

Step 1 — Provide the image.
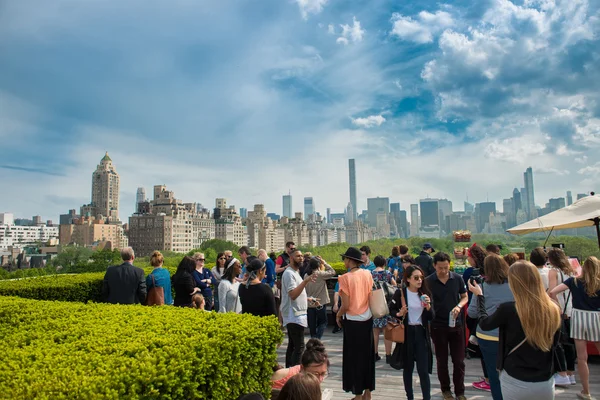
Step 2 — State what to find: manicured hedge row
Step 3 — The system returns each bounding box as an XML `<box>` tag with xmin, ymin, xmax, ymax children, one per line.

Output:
<box><xmin>0</xmin><ymin>273</ymin><xmax>105</xmax><ymax>302</ymax></box>
<box><xmin>0</xmin><ymin>296</ymin><xmax>282</xmax><ymax>399</ymax></box>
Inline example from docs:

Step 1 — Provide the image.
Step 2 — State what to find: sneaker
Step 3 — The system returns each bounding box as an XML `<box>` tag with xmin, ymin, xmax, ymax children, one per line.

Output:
<box><xmin>442</xmin><ymin>391</ymin><xmax>454</xmax><ymax>400</ymax></box>
<box><xmin>375</xmin><ymin>353</ymin><xmax>381</xmax><ymax>362</ymax></box>
<box><xmin>569</xmin><ymin>375</ymin><xmax>577</xmax><ymax>385</ymax></box>
<box><xmin>473</xmin><ymin>378</ymin><xmax>486</xmax><ymax>386</ymax></box>
<box><xmin>473</xmin><ymin>380</ymin><xmax>491</xmax><ymax>391</ymax></box>
<box><xmin>554</xmin><ymin>373</ymin><xmax>571</xmax><ymax>387</ymax></box>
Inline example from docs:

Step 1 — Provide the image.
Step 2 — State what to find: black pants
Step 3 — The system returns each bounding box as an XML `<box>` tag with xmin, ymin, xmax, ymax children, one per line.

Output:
<box><xmin>555</xmin><ymin>319</ymin><xmax>576</xmax><ymax>372</ymax></box>
<box><xmin>431</xmin><ymin>325</ymin><xmax>466</xmax><ymax>396</ymax></box>
<box><xmin>307</xmin><ymin>307</ymin><xmax>327</xmax><ymax>339</ymax></box>
<box><xmin>286</xmin><ymin>323</ymin><xmax>305</xmax><ymax>367</ymax></box>
<box><xmin>404</xmin><ymin>325</ymin><xmax>431</xmax><ymax>400</ymax></box>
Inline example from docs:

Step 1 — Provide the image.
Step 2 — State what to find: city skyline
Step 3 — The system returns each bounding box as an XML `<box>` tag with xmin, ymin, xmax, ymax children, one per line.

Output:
<box><xmin>1</xmin><ymin>1</ymin><xmax>599</xmax><ymax>222</ymax></box>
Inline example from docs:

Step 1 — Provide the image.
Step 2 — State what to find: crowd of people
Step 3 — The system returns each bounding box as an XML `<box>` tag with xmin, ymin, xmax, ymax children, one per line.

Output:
<box><xmin>101</xmin><ymin>243</ymin><xmax>600</xmax><ymax>400</ymax></box>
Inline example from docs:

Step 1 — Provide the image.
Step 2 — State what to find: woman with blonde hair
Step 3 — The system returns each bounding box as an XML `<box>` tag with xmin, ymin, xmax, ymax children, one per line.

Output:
<box><xmin>550</xmin><ymin>256</ymin><xmax>600</xmax><ymax>400</ymax></box>
<box><xmin>192</xmin><ymin>252</ymin><xmax>213</xmax><ymax>310</ymax></box>
<box><xmin>547</xmin><ymin>248</ymin><xmax>576</xmax><ymax>386</ymax></box>
<box><xmin>146</xmin><ymin>251</ymin><xmax>173</xmax><ymax>305</ymax></box>
<box><xmin>469</xmin><ymin>260</ymin><xmax>561</xmax><ymax>399</ymax></box>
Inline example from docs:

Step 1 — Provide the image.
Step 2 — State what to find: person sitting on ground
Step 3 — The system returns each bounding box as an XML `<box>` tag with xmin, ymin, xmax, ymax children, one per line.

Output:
<box><xmin>278</xmin><ymin>373</ymin><xmax>322</xmax><ymax>400</ymax></box>
<box><xmin>271</xmin><ymin>338</ymin><xmax>330</xmax><ymax>395</ymax></box>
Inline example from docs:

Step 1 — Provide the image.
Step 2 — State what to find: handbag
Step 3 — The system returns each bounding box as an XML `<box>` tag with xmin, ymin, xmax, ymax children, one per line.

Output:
<box><xmin>370</xmin><ymin>281</ymin><xmax>389</xmax><ymax>318</ymax></box>
<box><xmin>146</xmin><ymin>274</ymin><xmax>165</xmax><ymax>306</ymax></box>
<box><xmin>384</xmin><ymin>288</ymin><xmax>406</xmax><ymax>343</ymax></box>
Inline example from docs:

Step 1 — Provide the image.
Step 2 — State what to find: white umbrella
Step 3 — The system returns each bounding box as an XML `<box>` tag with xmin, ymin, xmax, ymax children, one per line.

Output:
<box><xmin>507</xmin><ymin>194</ymin><xmax>600</xmax><ymax>248</ymax></box>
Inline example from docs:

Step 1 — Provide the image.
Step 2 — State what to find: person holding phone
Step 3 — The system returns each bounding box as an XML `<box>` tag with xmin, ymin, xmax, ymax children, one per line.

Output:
<box><xmin>305</xmin><ymin>256</ymin><xmax>336</xmax><ymax>340</ymax></box>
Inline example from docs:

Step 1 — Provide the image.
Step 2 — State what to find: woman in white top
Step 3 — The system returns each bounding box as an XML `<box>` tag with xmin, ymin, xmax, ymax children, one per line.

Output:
<box><xmin>389</xmin><ymin>265</ymin><xmax>434</xmax><ymax>400</ymax></box>
<box><xmin>530</xmin><ymin>247</ymin><xmax>550</xmax><ymax>290</ymax></box>
<box><xmin>547</xmin><ymin>248</ymin><xmax>576</xmax><ymax>386</ymax></box>
<box><xmin>218</xmin><ymin>258</ymin><xmax>242</xmax><ymax>313</ymax></box>
<box><xmin>212</xmin><ymin>252</ymin><xmax>227</xmax><ymax>312</ymax></box>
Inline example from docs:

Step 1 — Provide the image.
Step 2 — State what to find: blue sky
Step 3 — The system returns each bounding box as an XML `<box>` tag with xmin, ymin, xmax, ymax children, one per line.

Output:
<box><xmin>1</xmin><ymin>0</ymin><xmax>599</xmax><ymax>222</ymax></box>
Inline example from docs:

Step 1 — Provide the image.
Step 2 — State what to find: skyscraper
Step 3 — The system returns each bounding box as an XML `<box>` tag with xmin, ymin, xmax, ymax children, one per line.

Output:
<box><xmin>420</xmin><ymin>199</ymin><xmax>440</xmax><ymax>228</ymax></box>
<box><xmin>349</xmin><ymin>159</ymin><xmax>357</xmax><ymax>220</ymax></box>
<box><xmin>524</xmin><ymin>167</ymin><xmax>536</xmax><ymax>219</ymax></box>
<box><xmin>136</xmin><ymin>187</ymin><xmax>146</xmax><ymax>210</ymax></box>
<box><xmin>91</xmin><ymin>152</ymin><xmax>120</xmax><ymax>221</ymax></box>
<box><xmin>464</xmin><ymin>201</ymin><xmax>474</xmax><ymax>214</ymax></box>
<box><xmin>567</xmin><ymin>191</ymin><xmax>573</xmax><ymax>206</ymax></box>
<box><xmin>304</xmin><ymin>197</ymin><xmax>315</xmax><ymax>221</ymax></box>
<box><xmin>390</xmin><ymin>203</ymin><xmax>401</xmax><ymax>236</ymax></box>
<box><xmin>239</xmin><ymin>208</ymin><xmax>248</xmax><ymax>218</ymax></box>
<box><xmin>326</xmin><ymin>208</ymin><xmax>331</xmax><ymax>224</ymax></box>
<box><xmin>410</xmin><ymin>204</ymin><xmax>419</xmax><ymax>237</ymax></box>
<box><xmin>367</xmin><ymin>197</ymin><xmax>389</xmax><ymax>228</ymax></box>
<box><xmin>475</xmin><ymin>202</ymin><xmax>496</xmax><ymax>233</ymax></box>
<box><xmin>512</xmin><ymin>188</ymin><xmax>522</xmax><ymax>215</ymax></box>
<box><xmin>282</xmin><ymin>194</ymin><xmax>292</xmax><ymax>218</ymax></box>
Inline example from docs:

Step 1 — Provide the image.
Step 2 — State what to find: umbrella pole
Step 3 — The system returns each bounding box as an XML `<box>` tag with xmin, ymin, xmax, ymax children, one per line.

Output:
<box><xmin>595</xmin><ymin>218</ymin><xmax>600</xmax><ymax>249</ymax></box>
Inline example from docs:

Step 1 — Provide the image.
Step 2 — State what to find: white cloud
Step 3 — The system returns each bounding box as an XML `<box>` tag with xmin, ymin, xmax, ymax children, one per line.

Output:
<box><xmin>575</xmin><ymin>155</ymin><xmax>588</xmax><ymax>164</ymax></box>
<box><xmin>578</xmin><ymin>162</ymin><xmax>600</xmax><ymax>176</ymax></box>
<box><xmin>351</xmin><ymin>114</ymin><xmax>386</xmax><ymax>128</ymax></box>
<box><xmin>295</xmin><ymin>0</ymin><xmax>328</xmax><ymax>20</ymax></box>
<box><xmin>327</xmin><ymin>24</ymin><xmax>335</xmax><ymax>34</ymax></box>
<box><xmin>390</xmin><ymin>10</ymin><xmax>454</xmax><ymax>44</ymax></box>
<box><xmin>535</xmin><ymin>167</ymin><xmax>570</xmax><ymax>176</ymax></box>
<box><xmin>336</xmin><ymin>17</ymin><xmax>365</xmax><ymax>45</ymax></box>
<box><xmin>484</xmin><ymin>135</ymin><xmax>547</xmax><ymax>162</ymax></box>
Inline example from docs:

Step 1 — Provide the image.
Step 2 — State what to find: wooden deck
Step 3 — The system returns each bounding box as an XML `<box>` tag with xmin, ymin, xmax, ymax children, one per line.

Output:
<box><xmin>276</xmin><ymin>329</ymin><xmax>600</xmax><ymax>399</ymax></box>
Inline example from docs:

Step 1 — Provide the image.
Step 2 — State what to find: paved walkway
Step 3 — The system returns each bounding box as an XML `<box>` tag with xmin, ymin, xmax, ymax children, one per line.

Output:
<box><xmin>276</xmin><ymin>329</ymin><xmax>600</xmax><ymax>399</ymax></box>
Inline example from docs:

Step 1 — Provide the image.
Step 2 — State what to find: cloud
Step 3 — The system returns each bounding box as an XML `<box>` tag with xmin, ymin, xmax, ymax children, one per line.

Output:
<box><xmin>390</xmin><ymin>10</ymin><xmax>454</xmax><ymax>44</ymax></box>
<box><xmin>295</xmin><ymin>0</ymin><xmax>328</xmax><ymax>19</ymax></box>
<box><xmin>575</xmin><ymin>155</ymin><xmax>589</xmax><ymax>164</ymax></box>
<box><xmin>351</xmin><ymin>115</ymin><xmax>386</xmax><ymax>128</ymax></box>
<box><xmin>336</xmin><ymin>17</ymin><xmax>365</xmax><ymax>45</ymax></box>
<box><xmin>484</xmin><ymin>135</ymin><xmax>547</xmax><ymax>163</ymax></box>
<box><xmin>534</xmin><ymin>167</ymin><xmax>570</xmax><ymax>176</ymax></box>
<box><xmin>327</xmin><ymin>24</ymin><xmax>335</xmax><ymax>34</ymax></box>
<box><xmin>578</xmin><ymin>162</ymin><xmax>600</xmax><ymax>176</ymax></box>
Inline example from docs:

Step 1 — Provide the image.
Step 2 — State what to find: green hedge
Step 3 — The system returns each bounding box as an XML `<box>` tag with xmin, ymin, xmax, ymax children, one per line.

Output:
<box><xmin>0</xmin><ymin>296</ymin><xmax>282</xmax><ymax>399</ymax></box>
<box><xmin>0</xmin><ymin>273</ymin><xmax>105</xmax><ymax>302</ymax></box>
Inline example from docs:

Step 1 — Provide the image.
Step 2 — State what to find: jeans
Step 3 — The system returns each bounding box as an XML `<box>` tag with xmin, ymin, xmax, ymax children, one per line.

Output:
<box><xmin>431</xmin><ymin>326</ymin><xmax>466</xmax><ymax>395</ymax></box>
<box><xmin>307</xmin><ymin>307</ymin><xmax>327</xmax><ymax>339</ymax></box>
<box><xmin>479</xmin><ymin>338</ymin><xmax>503</xmax><ymax>400</ymax></box>
<box><xmin>286</xmin><ymin>323</ymin><xmax>305</xmax><ymax>367</ymax></box>
<box><xmin>404</xmin><ymin>325</ymin><xmax>431</xmax><ymax>400</ymax></box>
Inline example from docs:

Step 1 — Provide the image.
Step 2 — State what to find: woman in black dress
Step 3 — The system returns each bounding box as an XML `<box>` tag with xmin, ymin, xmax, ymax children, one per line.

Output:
<box><xmin>239</xmin><ymin>258</ymin><xmax>277</xmax><ymax>317</ymax></box>
<box><xmin>172</xmin><ymin>256</ymin><xmax>199</xmax><ymax>307</ymax></box>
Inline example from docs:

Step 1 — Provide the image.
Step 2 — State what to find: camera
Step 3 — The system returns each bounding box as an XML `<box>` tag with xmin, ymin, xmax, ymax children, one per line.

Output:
<box><xmin>469</xmin><ymin>268</ymin><xmax>484</xmax><ymax>285</ymax></box>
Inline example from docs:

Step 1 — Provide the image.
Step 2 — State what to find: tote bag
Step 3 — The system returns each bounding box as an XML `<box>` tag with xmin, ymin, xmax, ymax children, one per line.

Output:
<box><xmin>146</xmin><ymin>274</ymin><xmax>165</xmax><ymax>306</ymax></box>
<box><xmin>370</xmin><ymin>282</ymin><xmax>389</xmax><ymax>318</ymax></box>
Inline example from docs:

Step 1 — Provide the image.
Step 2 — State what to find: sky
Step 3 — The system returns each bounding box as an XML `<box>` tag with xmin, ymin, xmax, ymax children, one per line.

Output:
<box><xmin>1</xmin><ymin>0</ymin><xmax>599</xmax><ymax>223</ymax></box>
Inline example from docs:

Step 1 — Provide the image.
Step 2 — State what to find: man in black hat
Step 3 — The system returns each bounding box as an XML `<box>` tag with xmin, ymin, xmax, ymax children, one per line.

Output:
<box><xmin>415</xmin><ymin>242</ymin><xmax>436</xmax><ymax>277</ymax></box>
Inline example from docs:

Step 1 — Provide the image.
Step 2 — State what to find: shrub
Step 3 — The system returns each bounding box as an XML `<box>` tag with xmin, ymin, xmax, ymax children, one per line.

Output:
<box><xmin>0</xmin><ymin>273</ymin><xmax>105</xmax><ymax>302</ymax></box>
<box><xmin>0</xmin><ymin>296</ymin><xmax>283</xmax><ymax>399</ymax></box>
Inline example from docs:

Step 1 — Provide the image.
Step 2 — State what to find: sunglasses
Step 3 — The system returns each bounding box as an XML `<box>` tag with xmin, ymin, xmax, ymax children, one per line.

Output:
<box><xmin>411</xmin><ymin>275</ymin><xmax>424</xmax><ymax>281</ymax></box>
<box><xmin>219</xmin><ymin>257</ymin><xmax>226</xmax><ymax>260</ymax></box>
<box><xmin>290</xmin><ymin>248</ymin><xmax>296</xmax><ymax>251</ymax></box>
<box><xmin>196</xmin><ymin>258</ymin><xmax>205</xmax><ymax>262</ymax></box>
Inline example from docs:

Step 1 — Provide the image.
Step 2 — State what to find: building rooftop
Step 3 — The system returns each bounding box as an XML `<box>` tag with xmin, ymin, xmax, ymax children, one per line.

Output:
<box><xmin>101</xmin><ymin>152</ymin><xmax>112</xmax><ymax>162</ymax></box>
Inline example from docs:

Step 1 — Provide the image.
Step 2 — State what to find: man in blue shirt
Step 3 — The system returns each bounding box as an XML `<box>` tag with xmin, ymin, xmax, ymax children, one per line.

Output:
<box><xmin>360</xmin><ymin>245</ymin><xmax>376</xmax><ymax>271</ymax></box>
<box><xmin>258</xmin><ymin>248</ymin><xmax>276</xmax><ymax>288</ymax></box>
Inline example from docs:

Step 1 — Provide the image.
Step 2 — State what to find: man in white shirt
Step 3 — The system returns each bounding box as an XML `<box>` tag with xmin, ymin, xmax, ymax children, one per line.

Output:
<box><xmin>281</xmin><ymin>249</ymin><xmax>316</xmax><ymax>367</ymax></box>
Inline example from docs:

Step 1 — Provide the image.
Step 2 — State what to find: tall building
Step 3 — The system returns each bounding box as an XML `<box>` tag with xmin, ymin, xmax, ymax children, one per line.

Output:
<box><xmin>577</xmin><ymin>193</ymin><xmax>588</xmax><ymax>200</ymax></box>
<box><xmin>348</xmin><ymin>159</ymin><xmax>357</xmax><ymax>221</ymax></box>
<box><xmin>239</xmin><ymin>208</ymin><xmax>248</xmax><ymax>218</ymax></box>
<box><xmin>503</xmin><ymin>198</ymin><xmax>515</xmax><ymax>228</ymax></box>
<box><xmin>282</xmin><ymin>194</ymin><xmax>292</xmax><ymax>218</ymax></box>
<box><xmin>367</xmin><ymin>197</ymin><xmax>390</xmax><ymax>229</ymax></box>
<box><xmin>410</xmin><ymin>204</ymin><xmax>419</xmax><ymax>237</ymax></box>
<box><xmin>475</xmin><ymin>202</ymin><xmax>496</xmax><ymax>233</ymax></box>
<box><xmin>548</xmin><ymin>198</ymin><xmax>566</xmax><ymax>212</ymax></box>
<box><xmin>390</xmin><ymin>203</ymin><xmax>401</xmax><ymax>236</ymax></box>
<box><xmin>524</xmin><ymin>167</ymin><xmax>536</xmax><ymax>219</ymax></box>
<box><xmin>438</xmin><ymin>199</ymin><xmax>453</xmax><ymax>233</ymax></box>
<box><xmin>512</xmin><ymin>188</ymin><xmax>522</xmax><ymax>215</ymax></box>
<box><xmin>345</xmin><ymin>202</ymin><xmax>355</xmax><ymax>224</ymax></box>
<box><xmin>326</xmin><ymin>208</ymin><xmax>331</xmax><ymax>224</ymax></box>
<box><xmin>464</xmin><ymin>201</ymin><xmax>474</xmax><ymax>214</ymax></box>
<box><xmin>128</xmin><ymin>185</ymin><xmax>215</xmax><ymax>256</ymax></box>
<box><xmin>303</xmin><ymin>197</ymin><xmax>315</xmax><ymax>221</ymax></box>
<box><xmin>566</xmin><ymin>191</ymin><xmax>573</xmax><ymax>206</ymax></box>
<box><xmin>89</xmin><ymin>152</ymin><xmax>120</xmax><ymax>221</ymax></box>
<box><xmin>136</xmin><ymin>187</ymin><xmax>146</xmax><ymax>210</ymax></box>
<box><xmin>420</xmin><ymin>199</ymin><xmax>439</xmax><ymax>228</ymax></box>
<box><xmin>399</xmin><ymin>210</ymin><xmax>408</xmax><ymax>238</ymax></box>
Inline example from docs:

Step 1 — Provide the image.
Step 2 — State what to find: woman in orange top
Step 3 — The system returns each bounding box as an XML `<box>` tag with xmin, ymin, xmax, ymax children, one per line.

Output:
<box><xmin>336</xmin><ymin>247</ymin><xmax>375</xmax><ymax>400</ymax></box>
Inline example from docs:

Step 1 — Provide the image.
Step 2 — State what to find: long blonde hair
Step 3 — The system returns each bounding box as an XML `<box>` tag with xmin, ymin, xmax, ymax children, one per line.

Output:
<box><xmin>577</xmin><ymin>256</ymin><xmax>600</xmax><ymax>297</ymax></box>
<box><xmin>508</xmin><ymin>261</ymin><xmax>561</xmax><ymax>352</ymax></box>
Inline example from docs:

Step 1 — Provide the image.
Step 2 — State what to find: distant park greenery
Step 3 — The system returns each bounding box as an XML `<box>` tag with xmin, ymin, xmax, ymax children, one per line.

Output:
<box><xmin>1</xmin><ymin>235</ymin><xmax>598</xmax><ymax>280</ymax></box>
